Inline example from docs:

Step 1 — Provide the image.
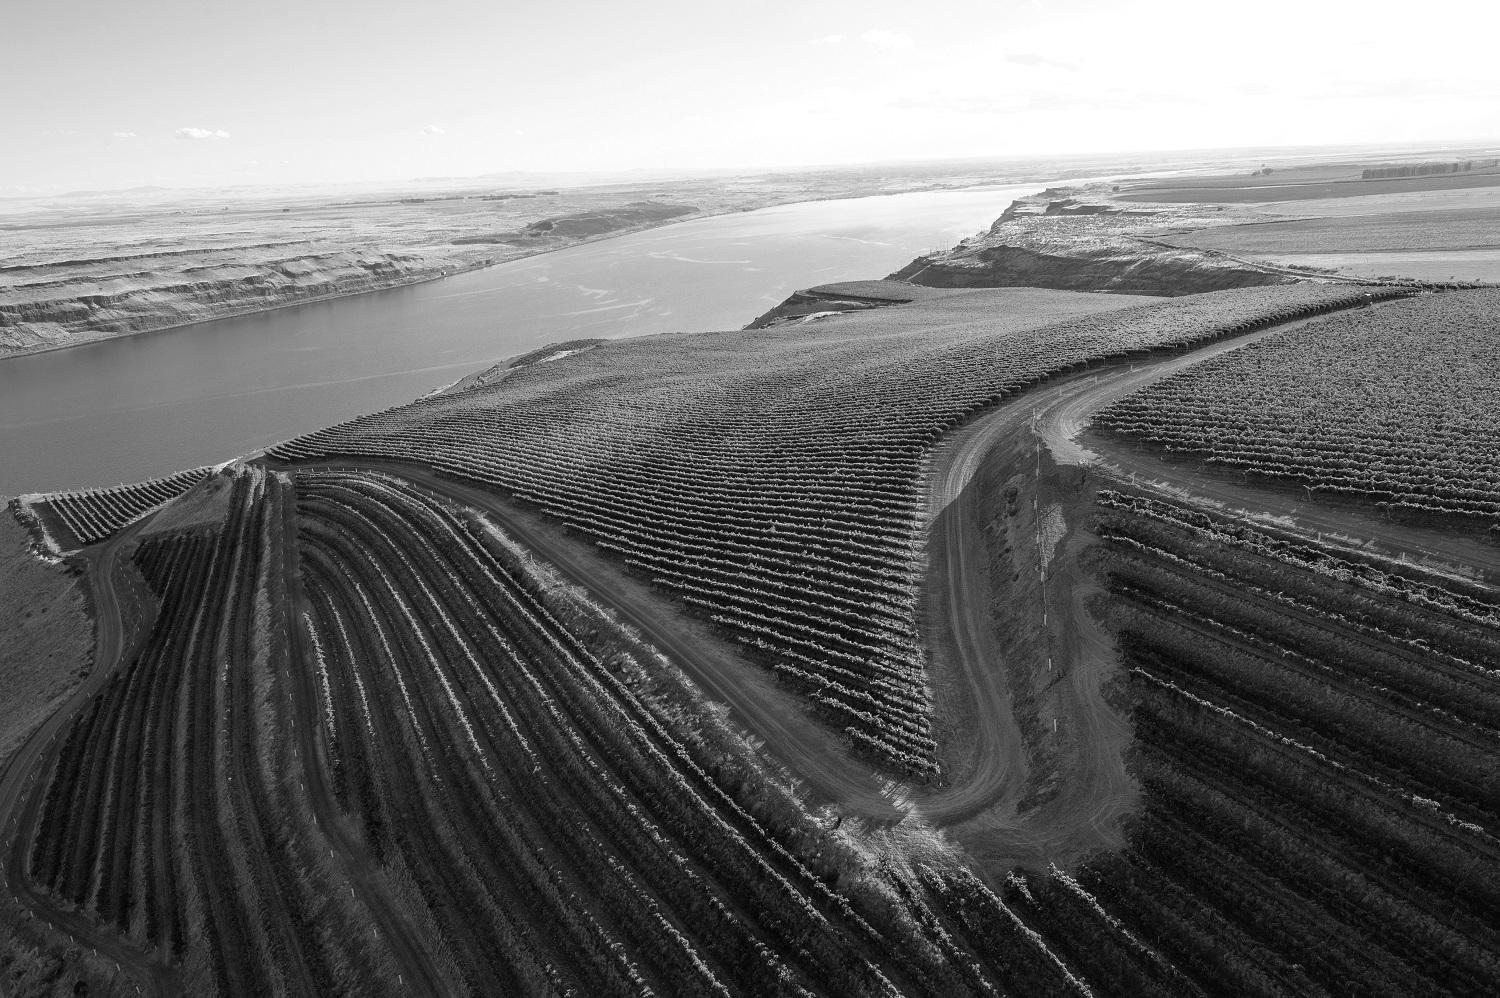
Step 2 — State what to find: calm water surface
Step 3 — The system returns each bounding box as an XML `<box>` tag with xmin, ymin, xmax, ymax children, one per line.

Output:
<box><xmin>1</xmin><ymin>184</ymin><xmax>1055</xmax><ymax>495</ymax></box>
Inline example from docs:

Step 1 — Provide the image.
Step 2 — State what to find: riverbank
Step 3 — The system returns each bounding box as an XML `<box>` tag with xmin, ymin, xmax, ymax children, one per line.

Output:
<box><xmin>0</xmin><ymin>165</ymin><xmax>1072</xmax><ymax>359</ymax></box>
<box><xmin>1</xmin><ymin>182</ymin><xmax>1066</xmax><ymax>496</ymax></box>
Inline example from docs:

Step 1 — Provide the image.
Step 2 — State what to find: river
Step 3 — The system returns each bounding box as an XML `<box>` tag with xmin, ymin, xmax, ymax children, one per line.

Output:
<box><xmin>0</xmin><ymin>183</ymin><xmax>1053</xmax><ymax>496</ymax></box>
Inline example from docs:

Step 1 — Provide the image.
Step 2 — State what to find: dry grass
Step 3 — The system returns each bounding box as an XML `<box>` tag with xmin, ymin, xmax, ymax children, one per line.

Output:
<box><xmin>0</xmin><ymin>513</ymin><xmax>91</xmax><ymax>764</ymax></box>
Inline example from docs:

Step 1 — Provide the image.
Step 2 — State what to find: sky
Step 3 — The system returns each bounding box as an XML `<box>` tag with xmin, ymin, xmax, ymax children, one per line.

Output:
<box><xmin>5</xmin><ymin>0</ymin><xmax>1498</xmax><ymax>193</ymax></box>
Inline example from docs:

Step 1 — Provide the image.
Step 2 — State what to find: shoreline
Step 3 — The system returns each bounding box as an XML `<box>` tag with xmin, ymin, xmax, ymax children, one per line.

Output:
<box><xmin>0</xmin><ymin>179</ymin><xmax>1051</xmax><ymax>364</ymax></box>
<box><xmin>0</xmin><ymin>212</ymin><xmax>699</xmax><ymax>362</ymax></box>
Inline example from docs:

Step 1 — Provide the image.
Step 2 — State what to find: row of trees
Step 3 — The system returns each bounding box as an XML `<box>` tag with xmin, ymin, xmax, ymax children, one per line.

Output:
<box><xmin>1057</xmin><ymin>489</ymin><xmax>1500</xmax><ymax>997</ymax></box>
<box><xmin>38</xmin><ymin>467</ymin><xmax>211</xmax><ymax>544</ymax></box>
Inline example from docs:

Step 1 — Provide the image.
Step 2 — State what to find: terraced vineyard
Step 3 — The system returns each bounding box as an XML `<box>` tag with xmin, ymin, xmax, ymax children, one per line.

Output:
<box><xmin>13</xmin><ymin>272</ymin><xmax>1494</xmax><ymax>998</ymax></box>
<box><xmin>24</xmin><ymin>468</ymin><xmax>213</xmax><ymax>545</ymax></box>
<box><xmin>1093</xmin><ymin>290</ymin><xmax>1500</xmax><ymax>523</ymax></box>
<box><xmin>291</xmin><ymin>469</ymin><xmax>1081</xmax><ymax>998</ymax></box>
<box><xmin>269</xmin><ymin>283</ymin><xmax>1404</xmax><ymax>773</ymax></box>
<box><xmin>10</xmin><ymin>464</ymin><xmax>1105</xmax><ymax>998</ymax></box>
<box><xmin>1047</xmin><ymin>489</ymin><xmax>1500</xmax><ymax>998</ymax></box>
<box><xmin>22</xmin><ymin>467</ymin><xmax>396</xmax><ymax>994</ymax></box>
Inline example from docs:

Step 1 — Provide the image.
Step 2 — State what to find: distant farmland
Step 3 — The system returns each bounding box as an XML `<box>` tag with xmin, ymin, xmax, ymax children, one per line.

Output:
<box><xmin>1159</xmin><ymin>207</ymin><xmax>1500</xmax><ymax>256</ymax></box>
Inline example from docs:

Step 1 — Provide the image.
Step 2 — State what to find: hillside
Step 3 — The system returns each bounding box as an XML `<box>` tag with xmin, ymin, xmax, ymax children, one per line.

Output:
<box><xmin>2</xmin><ymin>175</ymin><xmax>1497</xmax><ymax>997</ymax></box>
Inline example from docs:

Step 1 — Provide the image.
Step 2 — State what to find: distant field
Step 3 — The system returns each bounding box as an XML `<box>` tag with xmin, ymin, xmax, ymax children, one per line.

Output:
<box><xmin>1270</xmin><ymin>249</ymin><xmax>1500</xmax><ymax>284</ymax></box>
<box><xmin>1118</xmin><ymin>169</ymin><xmax>1500</xmax><ymax>203</ymax></box>
<box><xmin>1254</xmin><ymin>186</ymin><xmax>1500</xmax><ymax>215</ymax></box>
<box><xmin>1094</xmin><ymin>289</ymin><xmax>1500</xmax><ymax>518</ymax></box>
<box><xmin>1161</xmin><ymin>206</ymin><xmax>1500</xmax><ymax>255</ymax></box>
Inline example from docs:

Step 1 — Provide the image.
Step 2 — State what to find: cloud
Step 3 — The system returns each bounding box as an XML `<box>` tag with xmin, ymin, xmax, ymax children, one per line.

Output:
<box><xmin>422</xmin><ymin>124</ymin><xmax>445</xmax><ymax>135</ymax></box>
<box><xmin>112</xmin><ymin>131</ymin><xmax>137</xmax><ymax>138</ymax></box>
<box><xmin>1005</xmin><ymin>53</ymin><xmax>1078</xmax><ymax>71</ymax></box>
<box><xmin>175</xmin><ymin>127</ymin><xmax>229</xmax><ymax>139</ymax></box>
<box><xmin>861</xmin><ymin>30</ymin><xmax>913</xmax><ymax>50</ymax></box>
<box><xmin>821</xmin><ymin>34</ymin><xmax>845</xmax><ymax>43</ymax></box>
<box><xmin>513</xmin><ymin>129</ymin><xmax>525</xmax><ymax>135</ymax></box>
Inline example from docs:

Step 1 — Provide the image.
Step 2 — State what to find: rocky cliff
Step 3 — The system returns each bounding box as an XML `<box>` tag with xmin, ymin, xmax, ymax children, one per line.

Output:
<box><xmin>889</xmin><ymin>186</ymin><xmax>1293</xmax><ymax>297</ymax></box>
<box><xmin>0</xmin><ymin>248</ymin><xmax>445</xmax><ymax>353</ymax></box>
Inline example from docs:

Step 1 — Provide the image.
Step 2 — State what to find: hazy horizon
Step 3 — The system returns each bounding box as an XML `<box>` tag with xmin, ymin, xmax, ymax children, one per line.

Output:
<box><xmin>7</xmin><ymin>0</ymin><xmax>1498</xmax><ymax>194</ymax></box>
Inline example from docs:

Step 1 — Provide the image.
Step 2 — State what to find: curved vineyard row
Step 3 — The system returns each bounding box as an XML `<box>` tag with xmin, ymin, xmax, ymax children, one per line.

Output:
<box><xmin>290</xmin><ymin>468</ymin><xmax>1091</xmax><ymax>998</ymax></box>
<box><xmin>1094</xmin><ymin>289</ymin><xmax>1500</xmax><ymax>524</ymax></box>
<box><xmin>28</xmin><ymin>467</ymin><xmax>213</xmax><ymax>546</ymax></box>
<box><xmin>1011</xmin><ymin>488</ymin><xmax>1500</xmax><ymax>998</ymax></box>
<box><xmin>25</xmin><ymin>467</ymin><xmax>398</xmax><ymax>997</ymax></box>
<box><xmin>269</xmin><ymin>283</ymin><xmax>1406</xmax><ymax>772</ymax></box>
<box><xmin>18</xmin><ymin>462</ymin><xmax>1111</xmax><ymax>997</ymax></box>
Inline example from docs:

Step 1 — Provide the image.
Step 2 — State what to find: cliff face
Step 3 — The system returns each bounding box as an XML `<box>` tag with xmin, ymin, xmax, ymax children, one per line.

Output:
<box><xmin>891</xmin><ymin>240</ymin><xmax>1287</xmax><ymax>296</ymax></box>
<box><xmin>3</xmin><ymin>160</ymin><xmax>1047</xmax><ymax>358</ymax></box>
<box><xmin>890</xmin><ymin>186</ymin><xmax>1294</xmax><ymax>297</ymax></box>
<box><xmin>0</xmin><ymin>186</ymin><xmax>751</xmax><ymax>357</ymax></box>
<box><xmin>0</xmin><ymin>249</ymin><xmax>442</xmax><ymax>353</ymax></box>
<box><xmin>0</xmin><ymin>197</ymin><xmax>714</xmax><ymax>356</ymax></box>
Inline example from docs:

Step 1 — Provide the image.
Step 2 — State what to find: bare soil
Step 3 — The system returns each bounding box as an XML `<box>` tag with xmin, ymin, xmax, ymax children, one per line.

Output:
<box><xmin>922</xmin><ymin>379</ymin><xmax>1138</xmax><ymax>873</ymax></box>
<box><xmin>138</xmin><ymin>472</ymin><xmax>234</xmax><ymax>538</ymax></box>
<box><xmin>1116</xmin><ymin>169</ymin><xmax>1500</xmax><ymax>203</ymax></box>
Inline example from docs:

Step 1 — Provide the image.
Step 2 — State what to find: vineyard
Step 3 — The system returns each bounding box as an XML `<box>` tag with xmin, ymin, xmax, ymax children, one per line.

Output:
<box><xmin>289</xmin><ymin>468</ymin><xmax>1094</xmax><ymax>998</ymax></box>
<box><xmin>15</xmin><ymin>272</ymin><xmax>1500</xmax><ymax>996</ymax></box>
<box><xmin>23</xmin><ymin>466</ymin><xmax>396</xmax><ymax>995</ymax></box>
<box><xmin>268</xmin><ymin>283</ymin><xmax>1406</xmax><ymax>773</ymax></box>
<box><xmin>12</xmin><ymin>463</ymin><xmax>1120</xmax><ymax>997</ymax></box>
<box><xmin>1093</xmin><ymin>289</ymin><xmax>1500</xmax><ymax>523</ymax></box>
<box><xmin>1042</xmin><ymin>488</ymin><xmax>1500</xmax><ymax>998</ymax></box>
<box><xmin>27</xmin><ymin>467</ymin><xmax>213</xmax><ymax>546</ymax></box>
